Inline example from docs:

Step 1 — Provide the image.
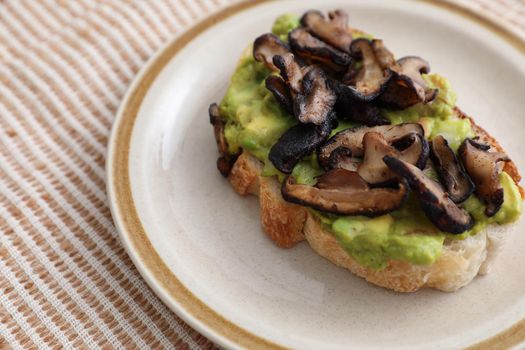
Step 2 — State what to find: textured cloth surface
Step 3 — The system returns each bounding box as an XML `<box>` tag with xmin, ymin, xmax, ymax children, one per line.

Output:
<box><xmin>0</xmin><ymin>1</ymin><xmax>523</xmax><ymax>349</ymax></box>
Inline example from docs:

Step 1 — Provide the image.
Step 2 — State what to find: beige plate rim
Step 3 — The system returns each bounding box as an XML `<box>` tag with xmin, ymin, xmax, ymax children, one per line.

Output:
<box><xmin>106</xmin><ymin>1</ymin><xmax>525</xmax><ymax>349</ymax></box>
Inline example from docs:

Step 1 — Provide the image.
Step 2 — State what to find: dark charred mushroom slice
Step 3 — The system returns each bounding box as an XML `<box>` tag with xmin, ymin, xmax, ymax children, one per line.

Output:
<box><xmin>300</xmin><ymin>10</ymin><xmax>353</xmax><ymax>53</ymax></box>
<box><xmin>288</xmin><ymin>28</ymin><xmax>351</xmax><ymax>71</ymax></box>
<box><xmin>273</xmin><ymin>53</ymin><xmax>336</xmax><ymax>125</ymax></box>
<box><xmin>209</xmin><ymin>103</ymin><xmax>227</xmax><ymax>155</ymax></box>
<box><xmin>327</xmin><ymin>147</ymin><xmax>358</xmax><ymax>171</ymax></box>
<box><xmin>357</xmin><ymin>132</ymin><xmax>429</xmax><ymax>185</ymax></box>
<box><xmin>430</xmin><ymin>135</ymin><xmax>474</xmax><ymax>203</ymax></box>
<box><xmin>335</xmin><ymin>96</ymin><xmax>390</xmax><ymax>126</ymax></box>
<box><xmin>269</xmin><ymin>117</ymin><xmax>332</xmax><ymax>173</ymax></box>
<box><xmin>384</xmin><ymin>156</ymin><xmax>474</xmax><ymax>234</ymax></box>
<box><xmin>293</xmin><ymin>67</ymin><xmax>337</xmax><ymax>125</ymax></box>
<box><xmin>209</xmin><ymin>103</ymin><xmax>238</xmax><ymax>177</ymax></box>
<box><xmin>318</xmin><ymin>122</ymin><xmax>424</xmax><ymax>168</ymax></box>
<box><xmin>459</xmin><ymin>139</ymin><xmax>510</xmax><ymax>216</ymax></box>
<box><xmin>253</xmin><ymin>33</ymin><xmax>291</xmax><ymax>71</ymax></box>
<box><xmin>379</xmin><ymin>56</ymin><xmax>438</xmax><ymax>109</ymax></box>
<box><xmin>341</xmin><ymin>39</ymin><xmax>392</xmax><ymax>101</ymax></box>
<box><xmin>265</xmin><ymin>75</ymin><xmax>293</xmax><ymax>114</ymax></box>
<box><xmin>281</xmin><ymin>168</ymin><xmax>409</xmax><ymax>216</ymax></box>
<box><xmin>273</xmin><ymin>53</ymin><xmax>308</xmax><ymax>94</ymax></box>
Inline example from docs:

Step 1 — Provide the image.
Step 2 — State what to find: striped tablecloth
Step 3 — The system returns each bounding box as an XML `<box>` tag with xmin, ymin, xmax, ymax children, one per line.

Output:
<box><xmin>0</xmin><ymin>0</ymin><xmax>523</xmax><ymax>349</ymax></box>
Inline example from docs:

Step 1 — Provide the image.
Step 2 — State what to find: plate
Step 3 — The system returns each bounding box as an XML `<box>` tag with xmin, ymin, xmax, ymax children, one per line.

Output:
<box><xmin>106</xmin><ymin>1</ymin><xmax>525</xmax><ymax>349</ymax></box>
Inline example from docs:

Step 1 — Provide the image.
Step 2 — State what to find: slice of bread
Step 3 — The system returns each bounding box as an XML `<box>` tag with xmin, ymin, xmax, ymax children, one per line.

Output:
<box><xmin>226</xmin><ymin>109</ymin><xmax>522</xmax><ymax>292</ymax></box>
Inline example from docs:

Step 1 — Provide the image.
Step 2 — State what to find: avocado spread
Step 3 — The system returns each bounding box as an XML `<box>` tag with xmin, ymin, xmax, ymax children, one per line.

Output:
<box><xmin>218</xmin><ymin>14</ymin><xmax>522</xmax><ymax>270</ymax></box>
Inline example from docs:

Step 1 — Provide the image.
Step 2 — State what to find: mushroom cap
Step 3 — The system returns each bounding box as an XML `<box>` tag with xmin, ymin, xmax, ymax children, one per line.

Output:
<box><xmin>272</xmin><ymin>53</ymin><xmax>337</xmax><ymax>126</ymax></box>
<box><xmin>209</xmin><ymin>103</ymin><xmax>238</xmax><ymax>177</ymax></box>
<box><xmin>459</xmin><ymin>138</ymin><xmax>510</xmax><ymax>216</ymax></box>
<box><xmin>357</xmin><ymin>132</ymin><xmax>429</xmax><ymax>185</ymax></box>
<box><xmin>318</xmin><ymin>122</ymin><xmax>424</xmax><ymax>168</ymax></box>
<box><xmin>343</xmin><ymin>39</ymin><xmax>392</xmax><ymax>101</ymax></box>
<box><xmin>429</xmin><ymin>135</ymin><xmax>474</xmax><ymax>203</ymax></box>
<box><xmin>265</xmin><ymin>75</ymin><xmax>293</xmax><ymax>114</ymax></box>
<box><xmin>253</xmin><ymin>33</ymin><xmax>291</xmax><ymax>71</ymax></box>
<box><xmin>269</xmin><ymin>115</ymin><xmax>334</xmax><ymax>173</ymax></box>
<box><xmin>300</xmin><ymin>9</ymin><xmax>353</xmax><ymax>53</ymax></box>
<box><xmin>326</xmin><ymin>146</ymin><xmax>357</xmax><ymax>171</ymax></box>
<box><xmin>334</xmin><ymin>94</ymin><xmax>390</xmax><ymax>126</ymax></box>
<box><xmin>282</xmin><ymin>169</ymin><xmax>410</xmax><ymax>216</ymax></box>
<box><xmin>273</xmin><ymin>53</ymin><xmax>307</xmax><ymax>93</ymax></box>
<box><xmin>293</xmin><ymin>67</ymin><xmax>338</xmax><ymax>125</ymax></box>
<box><xmin>379</xmin><ymin>56</ymin><xmax>438</xmax><ymax>109</ymax></box>
<box><xmin>288</xmin><ymin>27</ymin><xmax>351</xmax><ymax>71</ymax></box>
<box><xmin>384</xmin><ymin>156</ymin><xmax>474</xmax><ymax>234</ymax></box>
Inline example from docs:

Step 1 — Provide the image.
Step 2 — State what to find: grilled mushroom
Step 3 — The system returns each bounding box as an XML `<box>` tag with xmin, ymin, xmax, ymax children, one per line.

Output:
<box><xmin>459</xmin><ymin>139</ymin><xmax>510</xmax><ymax>216</ymax></box>
<box><xmin>318</xmin><ymin>122</ymin><xmax>424</xmax><ymax>168</ymax></box>
<box><xmin>300</xmin><ymin>10</ymin><xmax>353</xmax><ymax>53</ymax></box>
<box><xmin>273</xmin><ymin>53</ymin><xmax>307</xmax><ymax>93</ymax></box>
<box><xmin>430</xmin><ymin>135</ymin><xmax>474</xmax><ymax>203</ymax></box>
<box><xmin>372</xmin><ymin>39</ymin><xmax>397</xmax><ymax>69</ymax></box>
<box><xmin>384</xmin><ymin>156</ymin><xmax>474</xmax><ymax>234</ymax></box>
<box><xmin>341</xmin><ymin>39</ymin><xmax>392</xmax><ymax>101</ymax></box>
<box><xmin>335</xmin><ymin>96</ymin><xmax>390</xmax><ymax>126</ymax></box>
<box><xmin>269</xmin><ymin>115</ymin><xmax>333</xmax><ymax>173</ymax></box>
<box><xmin>209</xmin><ymin>103</ymin><xmax>227</xmax><ymax>155</ymax></box>
<box><xmin>379</xmin><ymin>56</ymin><xmax>438</xmax><ymax>109</ymax></box>
<box><xmin>358</xmin><ymin>132</ymin><xmax>429</xmax><ymax>185</ymax></box>
<box><xmin>273</xmin><ymin>53</ymin><xmax>337</xmax><ymax>125</ymax></box>
<box><xmin>282</xmin><ymin>168</ymin><xmax>409</xmax><ymax>216</ymax></box>
<box><xmin>326</xmin><ymin>146</ymin><xmax>357</xmax><ymax>171</ymax></box>
<box><xmin>253</xmin><ymin>33</ymin><xmax>291</xmax><ymax>71</ymax></box>
<box><xmin>288</xmin><ymin>28</ymin><xmax>351</xmax><ymax>71</ymax></box>
<box><xmin>209</xmin><ymin>103</ymin><xmax>238</xmax><ymax>176</ymax></box>
<box><xmin>294</xmin><ymin>67</ymin><xmax>338</xmax><ymax>125</ymax></box>
<box><xmin>265</xmin><ymin>75</ymin><xmax>293</xmax><ymax>114</ymax></box>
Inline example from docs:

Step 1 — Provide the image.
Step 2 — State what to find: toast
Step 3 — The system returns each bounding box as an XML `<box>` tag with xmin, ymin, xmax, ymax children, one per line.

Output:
<box><xmin>227</xmin><ymin>108</ymin><xmax>521</xmax><ymax>292</ymax></box>
<box><xmin>214</xmin><ymin>10</ymin><xmax>523</xmax><ymax>292</ymax></box>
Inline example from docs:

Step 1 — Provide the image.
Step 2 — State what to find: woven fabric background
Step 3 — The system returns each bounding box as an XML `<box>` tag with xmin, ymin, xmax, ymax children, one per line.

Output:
<box><xmin>0</xmin><ymin>0</ymin><xmax>523</xmax><ymax>349</ymax></box>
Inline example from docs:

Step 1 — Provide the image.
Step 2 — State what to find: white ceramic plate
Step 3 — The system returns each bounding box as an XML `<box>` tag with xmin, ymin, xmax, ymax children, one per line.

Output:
<box><xmin>107</xmin><ymin>1</ymin><xmax>525</xmax><ymax>349</ymax></box>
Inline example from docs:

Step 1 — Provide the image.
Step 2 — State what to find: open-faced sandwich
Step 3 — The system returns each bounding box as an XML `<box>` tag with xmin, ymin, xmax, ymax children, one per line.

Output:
<box><xmin>209</xmin><ymin>9</ymin><xmax>523</xmax><ymax>292</ymax></box>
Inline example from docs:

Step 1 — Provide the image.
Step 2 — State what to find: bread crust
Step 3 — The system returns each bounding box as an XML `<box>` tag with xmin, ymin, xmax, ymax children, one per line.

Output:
<box><xmin>225</xmin><ymin>108</ymin><xmax>522</xmax><ymax>292</ymax></box>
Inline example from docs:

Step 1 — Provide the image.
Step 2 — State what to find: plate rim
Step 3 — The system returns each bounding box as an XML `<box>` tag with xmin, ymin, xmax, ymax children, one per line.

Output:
<box><xmin>106</xmin><ymin>1</ymin><xmax>525</xmax><ymax>349</ymax></box>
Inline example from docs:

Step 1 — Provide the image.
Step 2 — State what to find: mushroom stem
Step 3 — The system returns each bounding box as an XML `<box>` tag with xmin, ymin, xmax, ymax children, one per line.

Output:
<box><xmin>384</xmin><ymin>156</ymin><xmax>474</xmax><ymax>234</ymax></box>
<box><xmin>281</xmin><ymin>169</ymin><xmax>409</xmax><ymax>216</ymax></box>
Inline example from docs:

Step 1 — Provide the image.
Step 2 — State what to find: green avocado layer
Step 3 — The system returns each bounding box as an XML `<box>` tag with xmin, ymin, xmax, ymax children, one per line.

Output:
<box><xmin>218</xmin><ymin>14</ymin><xmax>522</xmax><ymax>270</ymax></box>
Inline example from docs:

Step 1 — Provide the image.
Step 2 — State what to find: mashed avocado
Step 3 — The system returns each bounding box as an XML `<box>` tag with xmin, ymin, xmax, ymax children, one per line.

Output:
<box><xmin>272</xmin><ymin>14</ymin><xmax>300</xmax><ymax>42</ymax></box>
<box><xmin>219</xmin><ymin>15</ymin><xmax>523</xmax><ymax>270</ymax></box>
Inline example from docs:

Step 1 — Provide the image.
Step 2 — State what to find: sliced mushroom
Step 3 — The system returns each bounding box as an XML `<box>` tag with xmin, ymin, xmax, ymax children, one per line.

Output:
<box><xmin>341</xmin><ymin>39</ymin><xmax>392</xmax><ymax>101</ymax></box>
<box><xmin>384</xmin><ymin>156</ymin><xmax>474</xmax><ymax>234</ymax></box>
<box><xmin>293</xmin><ymin>67</ymin><xmax>337</xmax><ymax>125</ymax></box>
<box><xmin>288</xmin><ymin>28</ymin><xmax>351</xmax><ymax>71</ymax></box>
<box><xmin>379</xmin><ymin>56</ymin><xmax>438</xmax><ymax>109</ymax></box>
<box><xmin>371</xmin><ymin>39</ymin><xmax>397</xmax><ymax>69</ymax></box>
<box><xmin>430</xmin><ymin>135</ymin><xmax>474</xmax><ymax>203</ymax></box>
<box><xmin>459</xmin><ymin>138</ymin><xmax>510</xmax><ymax>216</ymax></box>
<box><xmin>273</xmin><ymin>53</ymin><xmax>307</xmax><ymax>93</ymax></box>
<box><xmin>265</xmin><ymin>75</ymin><xmax>293</xmax><ymax>114</ymax></box>
<box><xmin>358</xmin><ymin>132</ymin><xmax>429</xmax><ymax>185</ymax></box>
<box><xmin>273</xmin><ymin>53</ymin><xmax>337</xmax><ymax>125</ymax></box>
<box><xmin>326</xmin><ymin>146</ymin><xmax>358</xmax><ymax>171</ymax></box>
<box><xmin>318</xmin><ymin>122</ymin><xmax>424</xmax><ymax>168</ymax></box>
<box><xmin>300</xmin><ymin>10</ymin><xmax>353</xmax><ymax>53</ymax></box>
<box><xmin>335</xmin><ymin>95</ymin><xmax>390</xmax><ymax>126</ymax></box>
<box><xmin>281</xmin><ymin>168</ymin><xmax>409</xmax><ymax>216</ymax></box>
<box><xmin>209</xmin><ymin>103</ymin><xmax>227</xmax><ymax>155</ymax></box>
<box><xmin>209</xmin><ymin>103</ymin><xmax>238</xmax><ymax>176</ymax></box>
<box><xmin>269</xmin><ymin>116</ymin><xmax>333</xmax><ymax>173</ymax></box>
<box><xmin>253</xmin><ymin>33</ymin><xmax>291</xmax><ymax>71</ymax></box>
